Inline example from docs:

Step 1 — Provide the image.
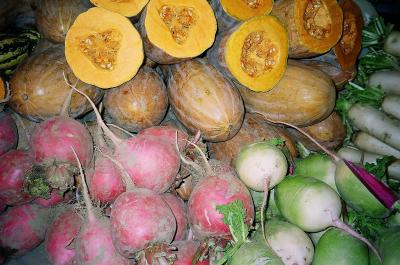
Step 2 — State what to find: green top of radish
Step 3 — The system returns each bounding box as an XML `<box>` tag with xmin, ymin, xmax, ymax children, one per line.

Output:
<box><xmin>313</xmin><ymin>228</ymin><xmax>369</xmax><ymax>265</ymax></box>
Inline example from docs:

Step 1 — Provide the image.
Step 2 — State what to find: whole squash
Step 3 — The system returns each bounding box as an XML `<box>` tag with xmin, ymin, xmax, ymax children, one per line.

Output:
<box><xmin>10</xmin><ymin>46</ymin><xmax>103</xmax><ymax>122</ymax></box>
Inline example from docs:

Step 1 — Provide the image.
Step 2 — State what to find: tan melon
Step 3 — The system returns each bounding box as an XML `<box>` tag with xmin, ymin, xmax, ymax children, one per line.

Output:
<box><xmin>238</xmin><ymin>60</ymin><xmax>336</xmax><ymax>127</ymax></box>
<box><xmin>167</xmin><ymin>59</ymin><xmax>244</xmax><ymax>142</ymax></box>
<box><xmin>272</xmin><ymin>0</ymin><xmax>343</xmax><ymax>58</ymax></box>
<box><xmin>65</xmin><ymin>7</ymin><xmax>144</xmax><ymax>88</ymax></box>
<box><xmin>139</xmin><ymin>0</ymin><xmax>217</xmax><ymax>64</ymax></box>
<box><xmin>208</xmin><ymin>15</ymin><xmax>289</xmax><ymax>92</ymax></box>
<box><xmin>103</xmin><ymin>67</ymin><xmax>168</xmax><ymax>133</ymax></box>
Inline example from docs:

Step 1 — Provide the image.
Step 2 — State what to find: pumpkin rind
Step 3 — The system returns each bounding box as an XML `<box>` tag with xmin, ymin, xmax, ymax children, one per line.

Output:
<box><xmin>167</xmin><ymin>59</ymin><xmax>244</xmax><ymax>142</ymax></box>
<box><xmin>65</xmin><ymin>7</ymin><xmax>144</xmax><ymax>88</ymax></box>
<box><xmin>334</xmin><ymin>0</ymin><xmax>363</xmax><ymax>71</ymax></box>
<box><xmin>34</xmin><ymin>0</ymin><xmax>87</xmax><ymax>43</ymax></box>
<box><xmin>10</xmin><ymin>46</ymin><xmax>103</xmax><ymax>122</ymax></box>
<box><xmin>208</xmin><ymin>15</ymin><xmax>288</xmax><ymax>92</ymax></box>
<box><xmin>104</xmin><ymin>67</ymin><xmax>168</xmax><ymax>133</ymax></box>
<box><xmin>140</xmin><ymin>0</ymin><xmax>217</xmax><ymax>64</ymax></box>
<box><xmin>272</xmin><ymin>0</ymin><xmax>343</xmax><ymax>58</ymax></box>
<box><xmin>238</xmin><ymin>61</ymin><xmax>336</xmax><ymax>127</ymax></box>
<box><xmin>90</xmin><ymin>0</ymin><xmax>149</xmax><ymax>18</ymax></box>
<box><xmin>209</xmin><ymin>113</ymin><xmax>298</xmax><ymax>166</ymax></box>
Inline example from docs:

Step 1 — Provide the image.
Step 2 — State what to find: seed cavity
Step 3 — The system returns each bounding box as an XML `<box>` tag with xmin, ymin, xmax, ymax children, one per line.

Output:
<box><xmin>159</xmin><ymin>5</ymin><xmax>197</xmax><ymax>45</ymax></box>
<box><xmin>240</xmin><ymin>31</ymin><xmax>277</xmax><ymax>78</ymax></box>
<box><xmin>304</xmin><ymin>0</ymin><xmax>332</xmax><ymax>39</ymax></box>
<box><xmin>78</xmin><ymin>29</ymin><xmax>122</xmax><ymax>71</ymax></box>
<box><xmin>340</xmin><ymin>13</ymin><xmax>357</xmax><ymax>55</ymax></box>
<box><xmin>243</xmin><ymin>0</ymin><xmax>263</xmax><ymax>9</ymax></box>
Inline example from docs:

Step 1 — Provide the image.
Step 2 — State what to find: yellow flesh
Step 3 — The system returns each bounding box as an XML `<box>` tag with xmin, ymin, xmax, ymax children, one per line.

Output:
<box><xmin>65</xmin><ymin>7</ymin><xmax>144</xmax><ymax>89</ymax></box>
<box><xmin>220</xmin><ymin>0</ymin><xmax>273</xmax><ymax>20</ymax></box>
<box><xmin>90</xmin><ymin>0</ymin><xmax>149</xmax><ymax>17</ymax></box>
<box><xmin>145</xmin><ymin>0</ymin><xmax>216</xmax><ymax>58</ymax></box>
<box><xmin>226</xmin><ymin>16</ymin><xmax>288</xmax><ymax>92</ymax></box>
<box><xmin>295</xmin><ymin>0</ymin><xmax>342</xmax><ymax>53</ymax></box>
<box><xmin>340</xmin><ymin>13</ymin><xmax>357</xmax><ymax>55</ymax></box>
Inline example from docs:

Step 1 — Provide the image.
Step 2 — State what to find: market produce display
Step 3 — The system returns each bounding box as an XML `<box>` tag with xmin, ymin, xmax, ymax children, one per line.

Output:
<box><xmin>0</xmin><ymin>0</ymin><xmax>399</xmax><ymax>264</ymax></box>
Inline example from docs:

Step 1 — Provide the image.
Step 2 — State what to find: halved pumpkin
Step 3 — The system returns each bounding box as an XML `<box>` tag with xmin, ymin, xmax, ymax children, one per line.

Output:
<box><xmin>65</xmin><ymin>7</ymin><xmax>143</xmax><ymax>88</ymax></box>
<box><xmin>140</xmin><ymin>0</ymin><xmax>217</xmax><ymax>64</ymax></box>
<box><xmin>210</xmin><ymin>0</ymin><xmax>274</xmax><ymax>32</ymax></box>
<box><xmin>0</xmin><ymin>76</ymin><xmax>5</xmax><ymax>100</ymax></box>
<box><xmin>272</xmin><ymin>0</ymin><xmax>343</xmax><ymax>58</ymax></box>
<box><xmin>208</xmin><ymin>15</ymin><xmax>288</xmax><ymax>92</ymax></box>
<box><xmin>334</xmin><ymin>0</ymin><xmax>363</xmax><ymax>71</ymax></box>
<box><xmin>89</xmin><ymin>0</ymin><xmax>149</xmax><ymax>18</ymax></box>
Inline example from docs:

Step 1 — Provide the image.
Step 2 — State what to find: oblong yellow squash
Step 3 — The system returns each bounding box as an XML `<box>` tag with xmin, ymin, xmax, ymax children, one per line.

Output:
<box><xmin>90</xmin><ymin>0</ymin><xmax>149</xmax><ymax>18</ymax></box>
<box><xmin>167</xmin><ymin>59</ymin><xmax>244</xmax><ymax>142</ymax></box>
<box><xmin>238</xmin><ymin>61</ymin><xmax>336</xmax><ymax>126</ymax></box>
<box><xmin>65</xmin><ymin>7</ymin><xmax>144</xmax><ymax>88</ymax></box>
<box><xmin>210</xmin><ymin>0</ymin><xmax>274</xmax><ymax>32</ymax></box>
<box><xmin>208</xmin><ymin>15</ymin><xmax>288</xmax><ymax>92</ymax></box>
<box><xmin>272</xmin><ymin>0</ymin><xmax>343</xmax><ymax>58</ymax></box>
<box><xmin>140</xmin><ymin>0</ymin><xmax>217</xmax><ymax>64</ymax></box>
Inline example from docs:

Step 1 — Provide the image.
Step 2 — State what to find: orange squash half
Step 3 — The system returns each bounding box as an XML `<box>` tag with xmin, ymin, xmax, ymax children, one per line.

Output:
<box><xmin>65</xmin><ymin>7</ymin><xmax>144</xmax><ymax>88</ymax></box>
<box><xmin>139</xmin><ymin>0</ymin><xmax>217</xmax><ymax>64</ymax></box>
<box><xmin>89</xmin><ymin>0</ymin><xmax>149</xmax><ymax>18</ymax></box>
<box><xmin>272</xmin><ymin>0</ymin><xmax>343</xmax><ymax>58</ymax></box>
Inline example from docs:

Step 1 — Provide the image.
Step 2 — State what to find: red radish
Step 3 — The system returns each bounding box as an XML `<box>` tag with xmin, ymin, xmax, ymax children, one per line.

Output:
<box><xmin>111</xmin><ymin>188</ymin><xmax>177</xmax><ymax>258</ymax></box>
<box><xmin>162</xmin><ymin>193</ymin><xmax>189</xmax><ymax>241</ymax></box>
<box><xmin>0</xmin><ymin>203</ymin><xmax>54</xmax><ymax>256</ymax></box>
<box><xmin>138</xmin><ymin>125</ymin><xmax>189</xmax><ymax>150</ymax></box>
<box><xmin>44</xmin><ymin>208</ymin><xmax>82</xmax><ymax>265</ymax></box>
<box><xmin>0</xmin><ymin>112</ymin><xmax>18</xmax><ymax>156</ymax></box>
<box><xmin>86</xmin><ymin>127</ymin><xmax>125</xmax><ymax>203</ymax></box>
<box><xmin>72</xmin><ymin>149</ymin><xmax>130</xmax><ymax>265</ymax></box>
<box><xmin>173</xmin><ymin>241</ymin><xmax>209</xmax><ymax>265</ymax></box>
<box><xmin>187</xmin><ymin>157</ymin><xmax>254</xmax><ymax>240</ymax></box>
<box><xmin>34</xmin><ymin>189</ymin><xmax>65</xmax><ymax>207</ymax></box>
<box><xmin>68</xmin><ymin>78</ymin><xmax>180</xmax><ymax>194</ymax></box>
<box><xmin>0</xmin><ymin>150</ymin><xmax>33</xmax><ymax>206</ymax></box>
<box><xmin>0</xmin><ymin>203</ymin><xmax>5</xmax><ymax>213</ymax></box>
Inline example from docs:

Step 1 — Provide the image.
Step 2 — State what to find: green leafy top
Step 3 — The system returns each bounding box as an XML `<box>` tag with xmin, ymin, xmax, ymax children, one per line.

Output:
<box><xmin>365</xmin><ymin>156</ymin><xmax>396</xmax><ymax>180</ymax></box>
<box><xmin>362</xmin><ymin>16</ymin><xmax>393</xmax><ymax>48</ymax></box>
<box><xmin>215</xmin><ymin>200</ymin><xmax>250</xmax><ymax>265</ymax></box>
<box><xmin>347</xmin><ymin>208</ymin><xmax>387</xmax><ymax>242</ymax></box>
<box><xmin>264</xmin><ymin>138</ymin><xmax>285</xmax><ymax>147</ymax></box>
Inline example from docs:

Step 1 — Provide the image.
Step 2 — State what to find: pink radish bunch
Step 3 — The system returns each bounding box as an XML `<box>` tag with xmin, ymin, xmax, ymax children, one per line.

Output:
<box><xmin>162</xmin><ymin>193</ymin><xmax>189</xmax><ymax>241</ymax></box>
<box><xmin>0</xmin><ymin>112</ymin><xmax>18</xmax><ymax>156</ymax></box>
<box><xmin>44</xmin><ymin>207</ymin><xmax>82</xmax><ymax>265</ymax></box>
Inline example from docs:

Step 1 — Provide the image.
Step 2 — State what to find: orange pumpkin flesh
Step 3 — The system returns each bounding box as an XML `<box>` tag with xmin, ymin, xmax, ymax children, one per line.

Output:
<box><xmin>90</xmin><ymin>0</ymin><xmax>149</xmax><ymax>17</ymax></box>
<box><xmin>334</xmin><ymin>0</ymin><xmax>363</xmax><ymax>71</ymax></box>
<box><xmin>65</xmin><ymin>7</ymin><xmax>144</xmax><ymax>89</ymax></box>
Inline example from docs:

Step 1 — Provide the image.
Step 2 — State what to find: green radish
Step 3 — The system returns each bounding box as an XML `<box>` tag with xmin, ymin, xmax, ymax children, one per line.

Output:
<box><xmin>387</xmin><ymin>212</ymin><xmax>400</xmax><ymax>227</ymax></box>
<box><xmin>295</xmin><ymin>154</ymin><xmax>338</xmax><ymax>192</ymax></box>
<box><xmin>335</xmin><ymin>160</ymin><xmax>390</xmax><ymax>218</ymax></box>
<box><xmin>250</xmin><ymin>189</ymin><xmax>282</xmax><ymax>221</ymax></box>
<box><xmin>312</xmin><ymin>228</ymin><xmax>369</xmax><ymax>265</ymax></box>
<box><xmin>370</xmin><ymin>226</ymin><xmax>400</xmax><ymax>265</ymax></box>
<box><xmin>308</xmin><ymin>229</ymin><xmax>328</xmax><ymax>245</ymax></box>
<box><xmin>255</xmin><ymin>220</ymin><xmax>314</xmax><ymax>265</ymax></box>
<box><xmin>230</xmin><ymin>241</ymin><xmax>284</xmax><ymax>265</ymax></box>
<box><xmin>235</xmin><ymin>141</ymin><xmax>288</xmax><ymax>192</ymax></box>
<box><xmin>274</xmin><ymin>176</ymin><xmax>379</xmax><ymax>259</ymax></box>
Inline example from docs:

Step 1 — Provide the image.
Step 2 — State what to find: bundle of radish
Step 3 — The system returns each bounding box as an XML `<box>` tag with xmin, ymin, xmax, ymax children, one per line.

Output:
<box><xmin>70</xmin><ymin>149</ymin><xmax>130</xmax><ymax>265</ymax></box>
<box><xmin>0</xmin><ymin>150</ymin><xmax>33</xmax><ymax>206</ymax></box>
<box><xmin>0</xmin><ymin>203</ymin><xmax>55</xmax><ymax>257</ymax></box>
<box><xmin>161</xmin><ymin>193</ymin><xmax>189</xmax><ymax>242</ymax></box>
<box><xmin>369</xmin><ymin>226</ymin><xmax>400</xmax><ymax>265</ymax></box>
<box><xmin>0</xmin><ymin>112</ymin><xmax>18</xmax><ymax>156</ymax></box>
<box><xmin>23</xmin><ymin>85</ymin><xmax>94</xmax><ymax>199</ymax></box>
<box><xmin>44</xmin><ymin>207</ymin><xmax>82</xmax><ymax>265</ymax></box>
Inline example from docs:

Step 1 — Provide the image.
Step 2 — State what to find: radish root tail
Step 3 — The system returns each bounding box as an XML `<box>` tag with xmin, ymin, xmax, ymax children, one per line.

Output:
<box><xmin>261</xmin><ymin>178</ymin><xmax>270</xmax><ymax>244</ymax></box>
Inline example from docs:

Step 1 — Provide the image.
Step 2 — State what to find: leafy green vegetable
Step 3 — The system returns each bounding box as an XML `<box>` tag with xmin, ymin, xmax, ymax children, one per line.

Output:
<box><xmin>362</xmin><ymin>16</ymin><xmax>393</xmax><ymax>48</ymax></box>
<box><xmin>359</xmin><ymin>49</ymin><xmax>400</xmax><ymax>76</ymax></box>
<box><xmin>365</xmin><ymin>156</ymin><xmax>396</xmax><ymax>180</ymax></box>
<box><xmin>264</xmin><ymin>138</ymin><xmax>284</xmax><ymax>147</ymax></box>
<box><xmin>347</xmin><ymin>208</ymin><xmax>387</xmax><ymax>242</ymax></box>
<box><xmin>215</xmin><ymin>200</ymin><xmax>250</xmax><ymax>265</ymax></box>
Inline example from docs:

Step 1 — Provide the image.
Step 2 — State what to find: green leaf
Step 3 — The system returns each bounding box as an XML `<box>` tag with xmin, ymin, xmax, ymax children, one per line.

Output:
<box><xmin>365</xmin><ymin>156</ymin><xmax>396</xmax><ymax>180</ymax></box>
<box><xmin>347</xmin><ymin>208</ymin><xmax>387</xmax><ymax>242</ymax></box>
<box><xmin>362</xmin><ymin>16</ymin><xmax>394</xmax><ymax>49</ymax></box>
<box><xmin>264</xmin><ymin>138</ymin><xmax>284</xmax><ymax>147</ymax></box>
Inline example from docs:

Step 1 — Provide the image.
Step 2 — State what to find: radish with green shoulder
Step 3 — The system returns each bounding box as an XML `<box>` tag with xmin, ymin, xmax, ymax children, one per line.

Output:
<box><xmin>312</xmin><ymin>228</ymin><xmax>369</xmax><ymax>265</ymax></box>
<box><xmin>370</xmin><ymin>226</ymin><xmax>400</xmax><ymax>265</ymax></box>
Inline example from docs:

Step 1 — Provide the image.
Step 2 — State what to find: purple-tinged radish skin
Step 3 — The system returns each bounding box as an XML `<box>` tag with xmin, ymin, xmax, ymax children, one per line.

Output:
<box><xmin>0</xmin><ymin>112</ymin><xmax>18</xmax><ymax>156</ymax></box>
<box><xmin>353</xmin><ymin>132</ymin><xmax>400</xmax><ymax>159</ymax></box>
<box><xmin>45</xmin><ymin>208</ymin><xmax>82</xmax><ymax>265</ymax></box>
<box><xmin>72</xmin><ymin>148</ymin><xmax>130</xmax><ymax>265</ymax></box>
<box><xmin>66</xmin><ymin>76</ymin><xmax>180</xmax><ymax>194</ymax></box>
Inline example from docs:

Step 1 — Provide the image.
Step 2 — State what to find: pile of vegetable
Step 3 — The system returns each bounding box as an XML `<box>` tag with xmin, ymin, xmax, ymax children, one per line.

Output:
<box><xmin>0</xmin><ymin>0</ymin><xmax>399</xmax><ymax>264</ymax></box>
